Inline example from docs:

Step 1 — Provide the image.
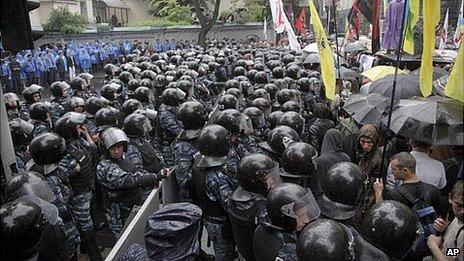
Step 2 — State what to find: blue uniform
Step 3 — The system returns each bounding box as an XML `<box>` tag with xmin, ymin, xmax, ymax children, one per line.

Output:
<box><xmin>174</xmin><ymin>139</ymin><xmax>199</xmax><ymax>202</ymax></box>
<box><xmin>204</xmin><ymin>168</ymin><xmax>237</xmax><ymax>260</ymax></box>
<box><xmin>30</xmin><ymin>121</ymin><xmax>51</xmax><ymax>140</ymax></box>
<box><xmin>156</xmin><ymin>105</ymin><xmax>182</xmax><ymax>166</ymax></box>
<box><xmin>50</xmin><ymin>99</ymin><xmax>67</xmax><ymax>124</ymax></box>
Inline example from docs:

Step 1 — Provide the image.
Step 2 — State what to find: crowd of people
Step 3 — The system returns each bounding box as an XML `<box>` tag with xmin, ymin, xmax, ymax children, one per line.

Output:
<box><xmin>1</xmin><ymin>38</ymin><xmax>463</xmax><ymax>261</ymax></box>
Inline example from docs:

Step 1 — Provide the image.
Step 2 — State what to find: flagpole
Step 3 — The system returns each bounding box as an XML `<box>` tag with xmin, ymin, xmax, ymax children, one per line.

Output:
<box><xmin>379</xmin><ymin>0</ymin><xmax>409</xmax><ymax>184</ymax></box>
<box><xmin>332</xmin><ymin>0</ymin><xmax>341</xmax><ymax>77</ymax></box>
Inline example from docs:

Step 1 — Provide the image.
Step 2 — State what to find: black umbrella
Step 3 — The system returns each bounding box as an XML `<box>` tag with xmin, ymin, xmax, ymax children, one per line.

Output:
<box><xmin>411</xmin><ymin>66</ymin><xmax>448</xmax><ymax>81</ymax></box>
<box><xmin>336</xmin><ymin>66</ymin><xmax>359</xmax><ymax>80</ymax></box>
<box><xmin>343</xmin><ymin>93</ymin><xmax>391</xmax><ymax>126</ymax></box>
<box><xmin>382</xmin><ymin>96</ymin><xmax>463</xmax><ymax>145</ymax></box>
<box><xmin>343</xmin><ymin>42</ymin><xmax>366</xmax><ymax>52</ymax></box>
<box><xmin>368</xmin><ymin>74</ymin><xmax>422</xmax><ymax>99</ymax></box>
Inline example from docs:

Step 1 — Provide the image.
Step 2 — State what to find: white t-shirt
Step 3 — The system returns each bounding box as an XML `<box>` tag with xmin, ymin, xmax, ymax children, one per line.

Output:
<box><xmin>442</xmin><ymin>217</ymin><xmax>463</xmax><ymax>260</ymax></box>
<box><xmin>410</xmin><ymin>151</ymin><xmax>447</xmax><ymax>189</ymax></box>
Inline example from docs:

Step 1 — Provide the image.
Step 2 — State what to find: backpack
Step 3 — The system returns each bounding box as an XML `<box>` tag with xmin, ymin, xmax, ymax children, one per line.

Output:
<box><xmin>397</xmin><ymin>184</ymin><xmax>438</xmax><ymax>258</ymax></box>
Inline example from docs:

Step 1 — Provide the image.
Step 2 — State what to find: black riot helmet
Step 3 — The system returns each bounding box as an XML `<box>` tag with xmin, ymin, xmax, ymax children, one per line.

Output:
<box><xmin>282</xmin><ymin>54</ymin><xmax>295</xmax><ymax>65</ymax></box>
<box><xmin>78</xmin><ymin>72</ymin><xmax>94</xmax><ymax>86</ymax></box>
<box><xmin>277</xmin><ymin>111</ymin><xmax>305</xmax><ymax>135</ymax></box>
<box><xmin>123</xmin><ymin>113</ymin><xmax>152</xmax><ymax>138</ymax></box>
<box><xmin>122</xmin><ymin>99</ymin><xmax>143</xmax><ymax>116</ymax></box>
<box><xmin>251</xmin><ymin>98</ymin><xmax>271</xmax><ymax>117</ymax></box>
<box><xmin>179</xmin><ymin>74</ymin><xmax>194</xmax><ymax>83</ymax></box>
<box><xmin>286</xmin><ymin>64</ymin><xmax>300</xmax><ymax>80</ymax></box>
<box><xmin>30</xmin><ymin>132</ymin><xmax>66</xmax><ymax>165</ymax></box>
<box><xmin>29</xmin><ymin>102</ymin><xmax>51</xmax><ymax>122</ymax></box>
<box><xmin>9</xmin><ymin>119</ymin><xmax>33</xmax><ymax>148</ymax></box>
<box><xmin>177</xmin><ymin>101</ymin><xmax>207</xmax><ymax>132</ymax></box>
<box><xmin>263</xmin><ymin>83</ymin><xmax>279</xmax><ymax>100</ymax></box>
<box><xmin>272</xmin><ymin>66</ymin><xmax>285</xmax><ymax>79</ymax></box>
<box><xmin>70</xmin><ymin>97</ymin><xmax>85</xmax><ymax>110</ymax></box>
<box><xmin>253</xmin><ymin>62</ymin><xmax>266</xmax><ymax>71</ymax></box>
<box><xmin>225</xmin><ymin>79</ymin><xmax>240</xmax><ymax>90</ymax></box>
<box><xmin>54</xmin><ymin>112</ymin><xmax>86</xmax><ymax>141</ymax></box>
<box><xmin>238</xmin><ymin>153</ymin><xmax>280</xmax><ymax>195</ymax></box>
<box><xmin>281</xmin><ymin>101</ymin><xmax>301</xmax><ymax>113</ymax></box>
<box><xmin>139</xmin><ymin>78</ymin><xmax>154</xmax><ymax>89</ymax></box>
<box><xmin>281</xmin><ymin>142</ymin><xmax>316</xmax><ymax>185</ymax></box>
<box><xmin>255</xmin><ymin>71</ymin><xmax>269</xmax><ymax>84</ymax></box>
<box><xmin>22</xmin><ymin>84</ymin><xmax>43</xmax><ymax>104</ymax></box>
<box><xmin>85</xmin><ymin>97</ymin><xmax>109</xmax><ymax>117</ymax></box>
<box><xmin>127</xmin><ymin>79</ymin><xmax>140</xmax><ymax>92</ymax></box>
<box><xmin>233</xmin><ymin>66</ymin><xmax>246</xmax><ymax>77</ymax></box>
<box><xmin>357</xmin><ymin>201</ymin><xmax>418</xmax><ymax>260</ymax></box>
<box><xmin>297</xmin><ymin>77</ymin><xmax>311</xmax><ymax>92</ymax></box>
<box><xmin>243</xmin><ymin>107</ymin><xmax>265</xmax><ymax>129</ymax></box>
<box><xmin>50</xmin><ymin>81</ymin><xmax>70</xmax><ymax>98</ymax></box>
<box><xmin>4</xmin><ymin>92</ymin><xmax>20</xmax><ymax>110</ymax></box>
<box><xmin>260</xmin><ymin>125</ymin><xmax>301</xmax><ymax>156</ymax></box>
<box><xmin>1</xmin><ymin>199</ymin><xmax>44</xmax><ymax>260</ymax></box>
<box><xmin>104</xmin><ymin>63</ymin><xmax>118</xmax><ymax>76</ymax></box>
<box><xmin>95</xmin><ymin>107</ymin><xmax>120</xmax><ymax>130</ymax></box>
<box><xmin>246</xmin><ymin>69</ymin><xmax>258</xmax><ymax>84</ymax></box>
<box><xmin>141</xmin><ymin>69</ymin><xmax>157</xmax><ymax>80</ymax></box>
<box><xmin>267</xmin><ymin>111</ymin><xmax>284</xmax><ymax>129</ymax></box>
<box><xmin>177</xmin><ymin>80</ymin><xmax>193</xmax><ymax>95</ymax></box>
<box><xmin>267</xmin><ymin>183</ymin><xmax>320</xmax><ymax>231</ymax></box>
<box><xmin>101</xmin><ymin>83</ymin><xmax>121</xmax><ymax>101</ymax></box>
<box><xmin>218</xmin><ymin>94</ymin><xmax>238</xmax><ymax>110</ymax></box>
<box><xmin>161</xmin><ymin>88</ymin><xmax>186</xmax><ymax>106</ymax></box>
<box><xmin>318</xmin><ymin>162</ymin><xmax>366</xmax><ymax>221</ymax></box>
<box><xmin>251</xmin><ymin>88</ymin><xmax>270</xmax><ymax>101</ymax></box>
<box><xmin>196</xmin><ymin>124</ymin><xmax>230</xmax><ymax>168</ymax></box>
<box><xmin>5</xmin><ymin>171</ymin><xmax>55</xmax><ymax>203</ymax></box>
<box><xmin>134</xmin><ymin>86</ymin><xmax>153</xmax><ymax>103</ymax></box>
<box><xmin>225</xmin><ymin>88</ymin><xmax>242</xmax><ymax>100</ymax></box>
<box><xmin>118</xmin><ymin>71</ymin><xmax>134</xmax><ymax>84</ymax></box>
<box><xmin>297</xmin><ymin>219</ymin><xmax>351</xmax><ymax>261</ymax></box>
<box><xmin>70</xmin><ymin>76</ymin><xmax>86</xmax><ymax>91</ymax></box>
<box><xmin>235</xmin><ymin>75</ymin><xmax>249</xmax><ymax>83</ymax></box>
<box><xmin>154</xmin><ymin>74</ymin><xmax>168</xmax><ymax>89</ymax></box>
<box><xmin>276</xmin><ymin>88</ymin><xmax>299</xmax><ymax>105</ymax></box>
<box><xmin>99</xmin><ymin>127</ymin><xmax>128</xmax><ymax>156</ymax></box>
<box><xmin>215</xmin><ymin>109</ymin><xmax>253</xmax><ymax>135</ymax></box>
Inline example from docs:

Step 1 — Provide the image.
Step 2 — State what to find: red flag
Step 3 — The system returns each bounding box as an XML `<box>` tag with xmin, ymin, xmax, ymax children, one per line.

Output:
<box><xmin>295</xmin><ymin>8</ymin><xmax>306</xmax><ymax>35</ymax></box>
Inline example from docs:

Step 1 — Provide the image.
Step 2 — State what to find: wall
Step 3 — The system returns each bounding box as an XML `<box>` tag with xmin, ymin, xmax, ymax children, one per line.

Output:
<box><xmin>34</xmin><ymin>23</ymin><xmax>275</xmax><ymax>46</ymax></box>
<box><xmin>33</xmin><ymin>0</ymin><xmax>81</xmax><ymax>25</ymax></box>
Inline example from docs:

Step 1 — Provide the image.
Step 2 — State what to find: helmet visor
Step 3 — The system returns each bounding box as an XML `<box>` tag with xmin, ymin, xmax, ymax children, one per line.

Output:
<box><xmin>281</xmin><ymin>189</ymin><xmax>321</xmax><ymax>223</ymax></box>
<box><xmin>265</xmin><ymin>163</ymin><xmax>282</xmax><ymax>191</ymax></box>
<box><xmin>239</xmin><ymin>114</ymin><xmax>253</xmax><ymax>136</ymax></box>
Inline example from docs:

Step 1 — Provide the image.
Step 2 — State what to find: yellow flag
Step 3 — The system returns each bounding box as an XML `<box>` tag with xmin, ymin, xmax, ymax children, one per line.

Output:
<box><xmin>403</xmin><ymin>0</ymin><xmax>419</xmax><ymax>55</ymax></box>
<box><xmin>308</xmin><ymin>0</ymin><xmax>336</xmax><ymax>100</ymax></box>
<box><xmin>420</xmin><ymin>0</ymin><xmax>441</xmax><ymax>97</ymax></box>
<box><xmin>445</xmin><ymin>43</ymin><xmax>464</xmax><ymax>102</ymax></box>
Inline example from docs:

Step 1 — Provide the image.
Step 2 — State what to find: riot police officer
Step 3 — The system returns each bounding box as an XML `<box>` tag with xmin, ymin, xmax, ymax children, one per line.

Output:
<box><xmin>123</xmin><ymin>113</ymin><xmax>163</xmax><ymax>202</ymax></box>
<box><xmin>192</xmin><ymin>124</ymin><xmax>237</xmax><ymax>260</ymax></box>
<box><xmin>29</xmin><ymin>102</ymin><xmax>52</xmax><ymax>140</ymax></box>
<box><xmin>96</xmin><ymin>127</ymin><xmax>168</xmax><ymax>237</ymax></box>
<box><xmin>155</xmin><ymin>88</ymin><xmax>185</xmax><ymax>166</ymax></box>
<box><xmin>101</xmin><ymin>82</ymin><xmax>123</xmax><ymax>111</ymax></box>
<box><xmin>280</xmin><ymin>142</ymin><xmax>316</xmax><ymax>187</ymax></box>
<box><xmin>50</xmin><ymin>81</ymin><xmax>71</xmax><ymax>124</ymax></box>
<box><xmin>21</xmin><ymin>84</ymin><xmax>43</xmax><ymax>119</ymax></box>
<box><xmin>355</xmin><ymin>201</ymin><xmax>418</xmax><ymax>260</ymax></box>
<box><xmin>174</xmin><ymin>101</ymin><xmax>207</xmax><ymax>202</ymax></box>
<box><xmin>297</xmin><ymin>219</ymin><xmax>353</xmax><ymax>261</ymax></box>
<box><xmin>4</xmin><ymin>92</ymin><xmax>28</xmax><ymax>121</ymax></box>
<box><xmin>55</xmin><ymin>112</ymin><xmax>102</xmax><ymax>260</ymax></box>
<box><xmin>228</xmin><ymin>153</ymin><xmax>280</xmax><ymax>261</ymax></box>
<box><xmin>258</xmin><ymin>125</ymin><xmax>301</xmax><ymax>162</ymax></box>
<box><xmin>28</xmin><ymin>132</ymin><xmax>80</xmax><ymax>259</ymax></box>
<box><xmin>253</xmin><ymin>183</ymin><xmax>320</xmax><ymax>261</ymax></box>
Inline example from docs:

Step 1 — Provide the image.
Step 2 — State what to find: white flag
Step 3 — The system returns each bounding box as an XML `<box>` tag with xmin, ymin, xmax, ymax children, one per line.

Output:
<box><xmin>264</xmin><ymin>16</ymin><xmax>268</xmax><ymax>41</ymax></box>
<box><xmin>454</xmin><ymin>0</ymin><xmax>464</xmax><ymax>47</ymax></box>
<box><xmin>439</xmin><ymin>8</ymin><xmax>449</xmax><ymax>50</ymax></box>
<box><xmin>269</xmin><ymin>0</ymin><xmax>286</xmax><ymax>33</ymax></box>
<box><xmin>284</xmin><ymin>17</ymin><xmax>302</xmax><ymax>52</ymax></box>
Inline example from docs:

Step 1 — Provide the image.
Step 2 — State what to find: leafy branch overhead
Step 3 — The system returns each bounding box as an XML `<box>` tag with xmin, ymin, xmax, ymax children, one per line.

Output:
<box><xmin>43</xmin><ymin>6</ymin><xmax>86</xmax><ymax>34</ymax></box>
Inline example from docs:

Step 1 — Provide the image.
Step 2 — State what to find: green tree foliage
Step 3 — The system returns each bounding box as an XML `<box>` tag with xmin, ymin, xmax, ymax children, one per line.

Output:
<box><xmin>149</xmin><ymin>0</ymin><xmax>192</xmax><ymax>23</ymax></box>
<box><xmin>43</xmin><ymin>6</ymin><xmax>86</xmax><ymax>34</ymax></box>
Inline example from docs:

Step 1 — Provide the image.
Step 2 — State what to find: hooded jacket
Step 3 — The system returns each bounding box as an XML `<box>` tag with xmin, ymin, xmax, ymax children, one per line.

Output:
<box><xmin>356</xmin><ymin>124</ymin><xmax>383</xmax><ymax>178</ymax></box>
<box><xmin>311</xmin><ymin>128</ymin><xmax>351</xmax><ymax>197</ymax></box>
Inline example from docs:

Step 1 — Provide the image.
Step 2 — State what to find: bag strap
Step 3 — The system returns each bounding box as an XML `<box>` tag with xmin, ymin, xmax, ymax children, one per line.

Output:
<box><xmin>396</xmin><ymin>186</ymin><xmax>419</xmax><ymax>205</ymax></box>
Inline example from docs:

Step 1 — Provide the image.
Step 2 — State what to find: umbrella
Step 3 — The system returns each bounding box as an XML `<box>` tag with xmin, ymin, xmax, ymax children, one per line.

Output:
<box><xmin>336</xmin><ymin>66</ymin><xmax>359</xmax><ymax>80</ymax></box>
<box><xmin>302</xmin><ymin>53</ymin><xmax>320</xmax><ymax>64</ymax></box>
<box><xmin>382</xmin><ymin>96</ymin><xmax>463</xmax><ymax>145</ymax></box>
<box><xmin>433</xmin><ymin>75</ymin><xmax>448</xmax><ymax>97</ymax></box>
<box><xmin>343</xmin><ymin>42</ymin><xmax>366</xmax><ymax>53</ymax></box>
<box><xmin>368</xmin><ymin>74</ymin><xmax>422</xmax><ymax>99</ymax></box>
<box><xmin>360</xmin><ymin>65</ymin><xmax>407</xmax><ymax>81</ymax></box>
<box><xmin>304</xmin><ymin>43</ymin><xmax>318</xmax><ymax>53</ymax></box>
<box><xmin>343</xmin><ymin>93</ymin><xmax>391</xmax><ymax>126</ymax></box>
<box><xmin>411</xmin><ymin>66</ymin><xmax>449</xmax><ymax>81</ymax></box>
